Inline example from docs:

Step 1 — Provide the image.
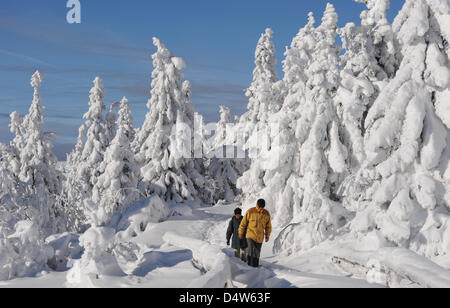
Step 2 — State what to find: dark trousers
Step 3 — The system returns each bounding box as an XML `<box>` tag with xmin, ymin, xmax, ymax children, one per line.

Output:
<box><xmin>247</xmin><ymin>238</ymin><xmax>262</xmax><ymax>259</ymax></box>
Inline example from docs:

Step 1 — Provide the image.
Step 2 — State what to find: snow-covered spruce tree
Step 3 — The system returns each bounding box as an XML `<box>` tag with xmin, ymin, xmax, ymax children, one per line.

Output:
<box><xmin>64</xmin><ymin>77</ymin><xmax>109</xmax><ymax>229</ymax></box>
<box><xmin>0</xmin><ymin>72</ymin><xmax>60</xmax><ymax>280</ymax></box>
<box><xmin>236</xmin><ymin>28</ymin><xmax>286</xmax><ymax>203</ymax></box>
<box><xmin>134</xmin><ymin>38</ymin><xmax>204</xmax><ymax>203</ymax></box>
<box><xmin>80</xmin><ymin>77</ymin><xmax>109</xmax><ymax>190</ymax></box>
<box><xmin>350</xmin><ymin>0</ymin><xmax>450</xmax><ymax>261</ymax></box>
<box><xmin>238</xmin><ymin>13</ymin><xmax>316</xmax><ymax>226</ymax></box>
<box><xmin>91</xmin><ymin>97</ymin><xmax>140</xmax><ymax>226</ymax></box>
<box><xmin>240</xmin><ymin>28</ymin><xmax>280</xmax><ymax>128</ymax></box>
<box><xmin>267</xmin><ymin>5</ymin><xmax>350</xmax><ymax>254</ymax></box>
<box><xmin>207</xmin><ymin>106</ymin><xmax>246</xmax><ymax>203</ymax></box>
<box><xmin>334</xmin><ymin>0</ymin><xmax>397</xmax><ymax>209</ymax></box>
<box><xmin>14</xmin><ymin>71</ymin><xmax>64</xmax><ymax>234</ymax></box>
<box><xmin>61</xmin><ymin>124</ymin><xmax>87</xmax><ymax>232</ymax></box>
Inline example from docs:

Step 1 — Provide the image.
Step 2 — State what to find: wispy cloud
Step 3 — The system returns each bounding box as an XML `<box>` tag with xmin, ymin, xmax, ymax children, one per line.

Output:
<box><xmin>0</xmin><ymin>49</ymin><xmax>56</xmax><ymax>68</ymax></box>
<box><xmin>0</xmin><ymin>15</ymin><xmax>151</xmax><ymax>63</ymax></box>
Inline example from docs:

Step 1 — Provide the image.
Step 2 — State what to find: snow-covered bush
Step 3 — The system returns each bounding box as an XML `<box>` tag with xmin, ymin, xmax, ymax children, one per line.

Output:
<box><xmin>66</xmin><ymin>226</ymin><xmax>124</xmax><ymax>286</ymax></box>
<box><xmin>0</xmin><ymin>221</ymin><xmax>54</xmax><ymax>281</ymax></box>
<box><xmin>46</xmin><ymin>233</ymin><xmax>82</xmax><ymax>271</ymax></box>
<box><xmin>116</xmin><ymin>195</ymin><xmax>170</xmax><ymax>241</ymax></box>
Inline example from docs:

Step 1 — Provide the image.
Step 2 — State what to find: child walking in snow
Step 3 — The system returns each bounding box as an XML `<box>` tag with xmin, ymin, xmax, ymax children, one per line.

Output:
<box><xmin>226</xmin><ymin>208</ymin><xmax>248</xmax><ymax>262</ymax></box>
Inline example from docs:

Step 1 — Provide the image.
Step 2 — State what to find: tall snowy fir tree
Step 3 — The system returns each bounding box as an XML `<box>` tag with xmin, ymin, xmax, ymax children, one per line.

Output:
<box><xmin>335</xmin><ymin>0</ymin><xmax>394</xmax><ymax>209</ymax></box>
<box><xmin>63</xmin><ymin>77</ymin><xmax>109</xmax><ymax>230</ymax></box>
<box><xmin>242</xmin><ymin>12</ymin><xmax>320</xmax><ymax>225</ymax></box>
<box><xmin>237</xmin><ymin>28</ymin><xmax>284</xmax><ymax>205</ymax></box>
<box><xmin>13</xmin><ymin>71</ymin><xmax>64</xmax><ymax>234</ymax></box>
<box><xmin>80</xmin><ymin>77</ymin><xmax>109</xmax><ymax>189</ymax></box>
<box><xmin>0</xmin><ymin>72</ymin><xmax>62</xmax><ymax>280</ymax></box>
<box><xmin>92</xmin><ymin>97</ymin><xmax>140</xmax><ymax>226</ymax></box>
<box><xmin>350</xmin><ymin>0</ymin><xmax>450</xmax><ymax>263</ymax></box>
<box><xmin>240</xmin><ymin>28</ymin><xmax>279</xmax><ymax>127</ymax></box>
<box><xmin>134</xmin><ymin>38</ymin><xmax>205</xmax><ymax>203</ymax></box>
<box><xmin>277</xmin><ymin>4</ymin><xmax>349</xmax><ymax>252</ymax></box>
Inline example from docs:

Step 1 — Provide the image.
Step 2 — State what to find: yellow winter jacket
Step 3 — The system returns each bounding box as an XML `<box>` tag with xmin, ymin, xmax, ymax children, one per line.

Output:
<box><xmin>238</xmin><ymin>207</ymin><xmax>272</xmax><ymax>244</ymax></box>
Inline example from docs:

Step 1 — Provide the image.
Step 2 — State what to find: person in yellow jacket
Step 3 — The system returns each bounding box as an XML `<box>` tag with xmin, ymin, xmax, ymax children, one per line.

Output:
<box><xmin>238</xmin><ymin>199</ymin><xmax>272</xmax><ymax>268</ymax></box>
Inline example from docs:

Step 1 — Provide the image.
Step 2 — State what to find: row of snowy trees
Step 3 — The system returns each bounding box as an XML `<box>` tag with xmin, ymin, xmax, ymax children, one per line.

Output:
<box><xmin>0</xmin><ymin>36</ymin><xmax>246</xmax><ymax>235</ymax></box>
<box><xmin>0</xmin><ymin>36</ymin><xmax>248</xmax><ymax>278</ymax></box>
<box><xmin>238</xmin><ymin>0</ymin><xmax>450</xmax><ymax>261</ymax></box>
<box><xmin>0</xmin><ymin>0</ymin><xmax>449</xmax><ymax>279</ymax></box>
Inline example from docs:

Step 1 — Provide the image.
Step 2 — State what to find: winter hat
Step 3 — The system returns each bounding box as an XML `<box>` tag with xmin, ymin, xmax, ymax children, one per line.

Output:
<box><xmin>257</xmin><ymin>199</ymin><xmax>266</xmax><ymax>208</ymax></box>
<box><xmin>234</xmin><ymin>208</ymin><xmax>242</xmax><ymax>215</ymax></box>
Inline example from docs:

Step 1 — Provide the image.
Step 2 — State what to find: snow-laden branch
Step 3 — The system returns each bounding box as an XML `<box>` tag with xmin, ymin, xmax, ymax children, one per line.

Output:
<box><xmin>333</xmin><ymin>248</ymin><xmax>450</xmax><ymax>288</ymax></box>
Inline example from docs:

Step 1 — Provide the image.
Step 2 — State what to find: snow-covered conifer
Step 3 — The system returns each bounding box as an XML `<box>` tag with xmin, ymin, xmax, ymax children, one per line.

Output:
<box><xmin>134</xmin><ymin>38</ymin><xmax>204</xmax><ymax>203</ymax></box>
<box><xmin>92</xmin><ymin>97</ymin><xmax>140</xmax><ymax>226</ymax></box>
<box><xmin>241</xmin><ymin>28</ymin><xmax>279</xmax><ymax>127</ymax></box>
<box><xmin>13</xmin><ymin>71</ymin><xmax>64</xmax><ymax>234</ymax></box>
<box><xmin>64</xmin><ymin>77</ymin><xmax>109</xmax><ymax>228</ymax></box>
<box><xmin>236</xmin><ymin>28</ymin><xmax>288</xmax><ymax>204</ymax></box>
<box><xmin>257</xmin><ymin>5</ymin><xmax>350</xmax><ymax>254</ymax></box>
<box><xmin>351</xmin><ymin>0</ymin><xmax>450</xmax><ymax>261</ymax></box>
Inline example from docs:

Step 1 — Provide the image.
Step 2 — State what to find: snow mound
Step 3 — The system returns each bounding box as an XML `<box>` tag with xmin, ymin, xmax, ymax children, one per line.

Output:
<box><xmin>66</xmin><ymin>226</ymin><xmax>125</xmax><ymax>287</ymax></box>
<box><xmin>0</xmin><ymin>221</ymin><xmax>54</xmax><ymax>281</ymax></box>
<box><xmin>116</xmin><ymin>195</ymin><xmax>170</xmax><ymax>241</ymax></box>
<box><xmin>46</xmin><ymin>233</ymin><xmax>82</xmax><ymax>271</ymax></box>
<box><xmin>273</xmin><ymin>223</ymin><xmax>327</xmax><ymax>255</ymax></box>
<box><xmin>163</xmin><ymin>232</ymin><xmax>233</xmax><ymax>288</ymax></box>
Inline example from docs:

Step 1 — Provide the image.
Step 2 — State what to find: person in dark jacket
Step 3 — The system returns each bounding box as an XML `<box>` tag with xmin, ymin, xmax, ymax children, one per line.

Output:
<box><xmin>226</xmin><ymin>208</ymin><xmax>248</xmax><ymax>262</ymax></box>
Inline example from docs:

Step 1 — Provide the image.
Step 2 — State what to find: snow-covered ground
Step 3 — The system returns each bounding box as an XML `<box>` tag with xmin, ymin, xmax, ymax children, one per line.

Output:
<box><xmin>0</xmin><ymin>202</ymin><xmax>388</xmax><ymax>288</ymax></box>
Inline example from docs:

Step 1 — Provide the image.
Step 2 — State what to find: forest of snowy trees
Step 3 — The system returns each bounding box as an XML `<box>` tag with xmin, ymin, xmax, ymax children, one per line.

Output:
<box><xmin>0</xmin><ymin>0</ymin><xmax>449</xmax><ymax>281</ymax></box>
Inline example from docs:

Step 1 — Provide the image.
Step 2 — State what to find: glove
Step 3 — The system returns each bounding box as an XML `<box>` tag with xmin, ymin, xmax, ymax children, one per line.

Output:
<box><xmin>226</xmin><ymin>240</ymin><xmax>230</xmax><ymax>246</ymax></box>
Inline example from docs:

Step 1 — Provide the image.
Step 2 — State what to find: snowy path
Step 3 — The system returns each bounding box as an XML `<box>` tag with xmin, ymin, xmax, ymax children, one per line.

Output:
<box><xmin>0</xmin><ymin>203</ymin><xmax>383</xmax><ymax>288</ymax></box>
<box><xmin>127</xmin><ymin>203</ymin><xmax>382</xmax><ymax>288</ymax></box>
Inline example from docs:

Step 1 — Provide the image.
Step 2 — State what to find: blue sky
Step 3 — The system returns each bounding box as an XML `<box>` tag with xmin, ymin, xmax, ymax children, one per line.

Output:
<box><xmin>0</xmin><ymin>0</ymin><xmax>405</xmax><ymax>159</ymax></box>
